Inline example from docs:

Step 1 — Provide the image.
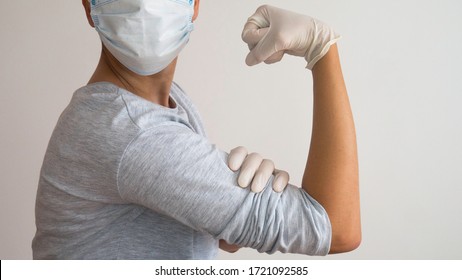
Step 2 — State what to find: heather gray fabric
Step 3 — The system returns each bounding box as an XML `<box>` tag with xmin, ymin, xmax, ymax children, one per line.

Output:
<box><xmin>32</xmin><ymin>82</ymin><xmax>332</xmax><ymax>259</ymax></box>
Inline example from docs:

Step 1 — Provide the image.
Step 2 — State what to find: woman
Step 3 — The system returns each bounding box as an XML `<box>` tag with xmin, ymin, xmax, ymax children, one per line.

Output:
<box><xmin>32</xmin><ymin>0</ymin><xmax>361</xmax><ymax>259</ymax></box>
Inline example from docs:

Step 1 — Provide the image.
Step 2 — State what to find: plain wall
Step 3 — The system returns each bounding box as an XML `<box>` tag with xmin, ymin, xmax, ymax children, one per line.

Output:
<box><xmin>1</xmin><ymin>0</ymin><xmax>461</xmax><ymax>259</ymax></box>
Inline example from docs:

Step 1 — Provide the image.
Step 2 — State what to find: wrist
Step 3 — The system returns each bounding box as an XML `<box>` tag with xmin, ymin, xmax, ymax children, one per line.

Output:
<box><xmin>305</xmin><ymin>23</ymin><xmax>341</xmax><ymax>70</ymax></box>
<box><xmin>311</xmin><ymin>43</ymin><xmax>340</xmax><ymax>74</ymax></box>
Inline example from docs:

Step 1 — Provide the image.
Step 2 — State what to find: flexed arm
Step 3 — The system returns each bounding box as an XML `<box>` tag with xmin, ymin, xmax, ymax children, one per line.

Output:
<box><xmin>305</xmin><ymin>45</ymin><xmax>361</xmax><ymax>253</ymax></box>
<box><xmin>242</xmin><ymin>5</ymin><xmax>361</xmax><ymax>253</ymax></box>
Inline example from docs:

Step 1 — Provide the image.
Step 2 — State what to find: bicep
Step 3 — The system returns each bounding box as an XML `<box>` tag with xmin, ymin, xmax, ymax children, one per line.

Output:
<box><xmin>117</xmin><ymin>125</ymin><xmax>331</xmax><ymax>255</ymax></box>
<box><xmin>118</xmin><ymin>125</ymin><xmax>247</xmax><ymax>233</ymax></box>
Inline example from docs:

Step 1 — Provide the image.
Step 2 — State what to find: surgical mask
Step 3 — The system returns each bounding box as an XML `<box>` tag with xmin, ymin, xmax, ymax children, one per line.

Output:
<box><xmin>90</xmin><ymin>0</ymin><xmax>195</xmax><ymax>76</ymax></box>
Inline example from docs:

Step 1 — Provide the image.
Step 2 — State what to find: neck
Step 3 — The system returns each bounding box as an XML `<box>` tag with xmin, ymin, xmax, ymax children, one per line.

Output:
<box><xmin>88</xmin><ymin>46</ymin><xmax>177</xmax><ymax>108</ymax></box>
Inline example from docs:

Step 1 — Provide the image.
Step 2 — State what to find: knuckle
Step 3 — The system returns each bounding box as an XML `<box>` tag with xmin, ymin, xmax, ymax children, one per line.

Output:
<box><xmin>241</xmin><ymin>30</ymin><xmax>251</xmax><ymax>42</ymax></box>
<box><xmin>239</xmin><ymin>146</ymin><xmax>248</xmax><ymax>154</ymax></box>
<box><xmin>229</xmin><ymin>147</ymin><xmax>247</xmax><ymax>160</ymax></box>
<box><xmin>257</xmin><ymin>4</ymin><xmax>269</xmax><ymax>13</ymax></box>
<box><xmin>231</xmin><ymin>146</ymin><xmax>247</xmax><ymax>155</ymax></box>
<box><xmin>262</xmin><ymin>159</ymin><xmax>275</xmax><ymax>169</ymax></box>
<box><xmin>249</xmin><ymin>152</ymin><xmax>262</xmax><ymax>160</ymax></box>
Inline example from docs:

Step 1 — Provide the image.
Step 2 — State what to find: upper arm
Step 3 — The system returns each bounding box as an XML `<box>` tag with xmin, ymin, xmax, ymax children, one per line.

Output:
<box><xmin>117</xmin><ymin>124</ymin><xmax>332</xmax><ymax>255</ymax></box>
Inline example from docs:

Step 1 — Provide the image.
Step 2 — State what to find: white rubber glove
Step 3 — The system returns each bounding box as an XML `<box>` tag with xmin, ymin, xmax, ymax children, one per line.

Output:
<box><xmin>242</xmin><ymin>5</ymin><xmax>341</xmax><ymax>70</ymax></box>
<box><xmin>228</xmin><ymin>146</ymin><xmax>290</xmax><ymax>193</ymax></box>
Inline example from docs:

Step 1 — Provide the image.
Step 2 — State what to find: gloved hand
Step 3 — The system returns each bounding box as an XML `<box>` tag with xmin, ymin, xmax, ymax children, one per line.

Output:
<box><xmin>228</xmin><ymin>146</ymin><xmax>289</xmax><ymax>193</ymax></box>
<box><xmin>242</xmin><ymin>5</ymin><xmax>341</xmax><ymax>69</ymax></box>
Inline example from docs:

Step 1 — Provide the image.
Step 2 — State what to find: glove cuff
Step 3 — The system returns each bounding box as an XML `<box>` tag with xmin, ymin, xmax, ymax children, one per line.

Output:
<box><xmin>305</xmin><ymin>21</ymin><xmax>341</xmax><ymax>70</ymax></box>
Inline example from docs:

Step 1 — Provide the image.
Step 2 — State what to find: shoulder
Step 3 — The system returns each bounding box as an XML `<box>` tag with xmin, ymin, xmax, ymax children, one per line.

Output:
<box><xmin>170</xmin><ymin>81</ymin><xmax>196</xmax><ymax>110</ymax></box>
<box><xmin>170</xmin><ymin>81</ymin><xmax>208</xmax><ymax>137</ymax></box>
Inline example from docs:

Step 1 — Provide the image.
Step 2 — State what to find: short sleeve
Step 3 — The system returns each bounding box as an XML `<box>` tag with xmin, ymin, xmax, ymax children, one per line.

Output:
<box><xmin>117</xmin><ymin>123</ymin><xmax>332</xmax><ymax>255</ymax></box>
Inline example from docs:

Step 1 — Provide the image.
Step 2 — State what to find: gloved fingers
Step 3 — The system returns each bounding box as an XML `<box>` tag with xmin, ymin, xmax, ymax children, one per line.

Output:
<box><xmin>242</xmin><ymin>23</ymin><xmax>269</xmax><ymax>47</ymax></box>
<box><xmin>242</xmin><ymin>5</ymin><xmax>340</xmax><ymax>70</ymax></box>
<box><xmin>272</xmin><ymin>169</ymin><xmax>290</xmax><ymax>193</ymax></box>
<box><xmin>242</xmin><ymin>5</ymin><xmax>271</xmax><ymax>35</ymax></box>
<box><xmin>237</xmin><ymin>153</ymin><xmax>263</xmax><ymax>188</ymax></box>
<box><xmin>228</xmin><ymin>146</ymin><xmax>248</xmax><ymax>171</ymax></box>
<box><xmin>242</xmin><ymin>6</ymin><xmax>280</xmax><ymax>66</ymax></box>
<box><xmin>243</xmin><ymin>25</ymin><xmax>273</xmax><ymax>66</ymax></box>
<box><xmin>264</xmin><ymin>51</ymin><xmax>285</xmax><ymax>64</ymax></box>
<box><xmin>247</xmin><ymin>6</ymin><xmax>270</xmax><ymax>29</ymax></box>
<box><xmin>250</xmin><ymin>159</ymin><xmax>275</xmax><ymax>193</ymax></box>
<box><xmin>229</xmin><ymin>146</ymin><xmax>290</xmax><ymax>193</ymax></box>
<box><xmin>245</xmin><ymin>35</ymin><xmax>284</xmax><ymax>66</ymax></box>
<box><xmin>245</xmin><ymin>28</ymin><xmax>269</xmax><ymax>51</ymax></box>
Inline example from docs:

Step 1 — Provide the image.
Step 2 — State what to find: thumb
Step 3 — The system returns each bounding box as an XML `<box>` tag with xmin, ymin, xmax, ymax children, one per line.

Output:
<box><xmin>264</xmin><ymin>51</ymin><xmax>285</xmax><ymax>64</ymax></box>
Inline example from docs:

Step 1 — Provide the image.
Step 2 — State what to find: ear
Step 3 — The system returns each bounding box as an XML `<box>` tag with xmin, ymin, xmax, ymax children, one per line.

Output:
<box><xmin>192</xmin><ymin>0</ymin><xmax>200</xmax><ymax>22</ymax></box>
<box><xmin>82</xmin><ymin>0</ymin><xmax>95</xmax><ymax>27</ymax></box>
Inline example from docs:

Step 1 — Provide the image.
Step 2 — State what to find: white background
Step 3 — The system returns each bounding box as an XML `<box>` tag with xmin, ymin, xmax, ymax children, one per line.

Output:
<box><xmin>1</xmin><ymin>0</ymin><xmax>461</xmax><ymax>259</ymax></box>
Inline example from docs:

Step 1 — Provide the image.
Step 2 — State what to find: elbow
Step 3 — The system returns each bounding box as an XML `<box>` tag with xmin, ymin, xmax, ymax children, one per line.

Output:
<box><xmin>328</xmin><ymin>231</ymin><xmax>362</xmax><ymax>254</ymax></box>
<box><xmin>219</xmin><ymin>240</ymin><xmax>241</xmax><ymax>253</ymax></box>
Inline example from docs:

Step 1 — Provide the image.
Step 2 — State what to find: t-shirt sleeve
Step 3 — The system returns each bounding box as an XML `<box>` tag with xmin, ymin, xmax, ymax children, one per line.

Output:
<box><xmin>117</xmin><ymin>123</ymin><xmax>332</xmax><ymax>255</ymax></box>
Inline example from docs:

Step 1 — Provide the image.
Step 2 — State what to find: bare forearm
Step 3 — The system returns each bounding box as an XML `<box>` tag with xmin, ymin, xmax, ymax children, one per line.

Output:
<box><xmin>302</xmin><ymin>44</ymin><xmax>361</xmax><ymax>253</ymax></box>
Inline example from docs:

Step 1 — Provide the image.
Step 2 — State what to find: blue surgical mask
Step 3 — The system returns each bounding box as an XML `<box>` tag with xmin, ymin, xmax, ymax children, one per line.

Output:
<box><xmin>90</xmin><ymin>0</ymin><xmax>195</xmax><ymax>76</ymax></box>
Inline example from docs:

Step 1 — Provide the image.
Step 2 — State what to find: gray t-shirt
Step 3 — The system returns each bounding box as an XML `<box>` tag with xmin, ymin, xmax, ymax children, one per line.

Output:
<box><xmin>32</xmin><ymin>82</ymin><xmax>331</xmax><ymax>259</ymax></box>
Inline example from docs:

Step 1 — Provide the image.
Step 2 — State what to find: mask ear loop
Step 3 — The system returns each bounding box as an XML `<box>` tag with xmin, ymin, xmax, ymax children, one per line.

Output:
<box><xmin>188</xmin><ymin>0</ymin><xmax>195</xmax><ymax>23</ymax></box>
<box><xmin>171</xmin><ymin>0</ymin><xmax>195</xmax><ymax>24</ymax></box>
